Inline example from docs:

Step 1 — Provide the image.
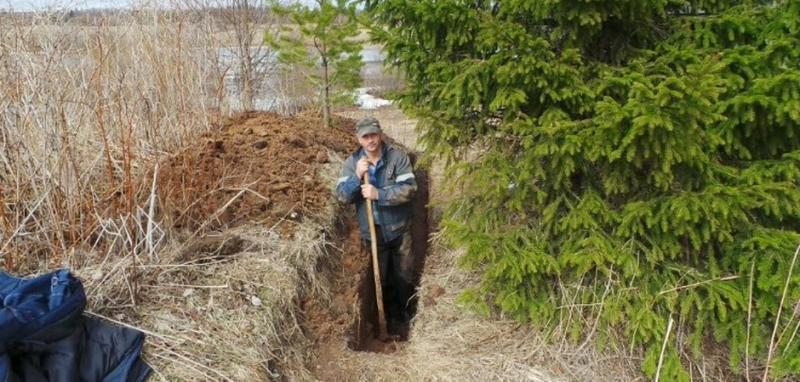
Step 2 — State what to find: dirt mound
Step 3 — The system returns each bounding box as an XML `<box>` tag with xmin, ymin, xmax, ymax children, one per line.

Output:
<box><xmin>156</xmin><ymin>111</ymin><xmax>357</xmax><ymax>232</ymax></box>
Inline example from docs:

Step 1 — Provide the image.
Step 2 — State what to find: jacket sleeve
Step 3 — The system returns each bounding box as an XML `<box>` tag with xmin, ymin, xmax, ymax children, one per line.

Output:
<box><xmin>377</xmin><ymin>152</ymin><xmax>417</xmax><ymax>206</ymax></box>
<box><xmin>335</xmin><ymin>156</ymin><xmax>363</xmax><ymax>204</ymax></box>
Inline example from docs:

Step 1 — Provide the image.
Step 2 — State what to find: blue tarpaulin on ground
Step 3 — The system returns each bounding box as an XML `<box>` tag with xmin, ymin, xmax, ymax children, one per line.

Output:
<box><xmin>0</xmin><ymin>269</ymin><xmax>151</xmax><ymax>382</ymax></box>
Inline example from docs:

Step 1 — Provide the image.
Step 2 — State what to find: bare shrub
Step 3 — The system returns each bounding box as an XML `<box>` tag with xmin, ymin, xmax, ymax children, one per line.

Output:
<box><xmin>0</xmin><ymin>6</ymin><xmax>222</xmax><ymax>272</ymax></box>
<box><xmin>181</xmin><ymin>0</ymin><xmax>285</xmax><ymax>111</ymax></box>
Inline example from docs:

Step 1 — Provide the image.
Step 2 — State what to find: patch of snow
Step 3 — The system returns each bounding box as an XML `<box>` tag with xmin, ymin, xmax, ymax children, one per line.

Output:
<box><xmin>354</xmin><ymin>88</ymin><xmax>393</xmax><ymax>109</ymax></box>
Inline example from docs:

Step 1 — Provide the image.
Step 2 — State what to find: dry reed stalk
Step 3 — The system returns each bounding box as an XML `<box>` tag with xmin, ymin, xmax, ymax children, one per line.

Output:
<box><xmin>746</xmin><ymin>261</ymin><xmax>755</xmax><ymax>382</ymax></box>
<box><xmin>146</xmin><ymin>163</ymin><xmax>159</xmax><ymax>261</ymax></box>
<box><xmin>0</xmin><ymin>182</ymin><xmax>11</xmax><ymax>271</ymax></box>
<box><xmin>91</xmin><ymin>23</ymin><xmax>119</xmax><ymax>216</ymax></box>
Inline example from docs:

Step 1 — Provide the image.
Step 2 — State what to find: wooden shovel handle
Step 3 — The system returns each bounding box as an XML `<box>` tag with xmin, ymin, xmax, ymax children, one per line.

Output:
<box><xmin>364</xmin><ymin>172</ymin><xmax>388</xmax><ymax>339</ymax></box>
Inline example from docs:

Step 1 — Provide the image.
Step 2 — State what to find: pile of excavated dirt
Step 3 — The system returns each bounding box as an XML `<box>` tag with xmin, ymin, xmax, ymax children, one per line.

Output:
<box><xmin>156</xmin><ymin>111</ymin><xmax>358</xmax><ymax>234</ymax></box>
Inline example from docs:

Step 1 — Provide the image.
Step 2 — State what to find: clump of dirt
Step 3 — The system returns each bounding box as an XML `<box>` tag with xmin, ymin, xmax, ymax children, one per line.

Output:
<box><xmin>174</xmin><ymin>233</ymin><xmax>248</xmax><ymax>263</ymax></box>
<box><xmin>156</xmin><ymin>111</ymin><xmax>357</xmax><ymax>233</ymax></box>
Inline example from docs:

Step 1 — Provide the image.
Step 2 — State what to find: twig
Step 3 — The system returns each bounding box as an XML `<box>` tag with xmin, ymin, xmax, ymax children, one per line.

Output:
<box><xmin>577</xmin><ymin>266</ymin><xmax>614</xmax><ymax>352</ymax></box>
<box><xmin>140</xmin><ymin>283</ymin><xmax>229</xmax><ymax>289</ymax></box>
<box><xmin>186</xmin><ymin>181</ymin><xmax>264</xmax><ymax>241</ymax></box>
<box><xmin>83</xmin><ymin>310</ymin><xmax>181</xmax><ymax>343</ymax></box>
<box><xmin>778</xmin><ymin>318</ymin><xmax>800</xmax><ymax>369</ymax></box>
<box><xmin>0</xmin><ymin>190</ymin><xmax>48</xmax><ymax>255</ymax></box>
<box><xmin>149</xmin><ymin>350</ymin><xmax>229</xmax><ymax>382</ymax></box>
<box><xmin>265</xmin><ymin>202</ymin><xmax>301</xmax><ymax>233</ymax></box>
<box><xmin>190</xmin><ymin>187</ymin><xmax>249</xmax><ymax>238</ymax></box>
<box><xmin>657</xmin><ymin>275</ymin><xmax>740</xmax><ymax>296</ymax></box>
<box><xmin>151</xmin><ymin>345</ymin><xmax>235</xmax><ymax>382</ymax></box>
<box><xmin>469</xmin><ymin>323</ymin><xmax>523</xmax><ymax>349</ymax></box>
<box><xmin>654</xmin><ymin>316</ymin><xmax>674</xmax><ymax>382</ymax></box>
<box><xmin>147</xmin><ymin>162</ymin><xmax>159</xmax><ymax>261</ymax></box>
<box><xmin>762</xmin><ymin>242</ymin><xmax>800</xmax><ymax>382</ymax></box>
<box><xmin>136</xmin><ymin>206</ymin><xmax>164</xmax><ymax>257</ymax></box>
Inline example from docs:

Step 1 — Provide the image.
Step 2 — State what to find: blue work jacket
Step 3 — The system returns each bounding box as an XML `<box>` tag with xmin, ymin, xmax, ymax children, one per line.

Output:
<box><xmin>335</xmin><ymin>143</ymin><xmax>417</xmax><ymax>243</ymax></box>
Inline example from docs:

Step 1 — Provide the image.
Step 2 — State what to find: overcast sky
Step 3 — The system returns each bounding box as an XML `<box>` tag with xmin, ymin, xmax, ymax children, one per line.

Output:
<box><xmin>1</xmin><ymin>0</ymin><xmax>313</xmax><ymax>11</ymax></box>
<box><xmin>3</xmin><ymin>0</ymin><xmax>131</xmax><ymax>11</ymax></box>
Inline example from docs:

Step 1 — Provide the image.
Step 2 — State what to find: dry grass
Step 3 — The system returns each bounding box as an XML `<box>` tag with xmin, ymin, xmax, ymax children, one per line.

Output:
<box><xmin>0</xmin><ymin>4</ymin><xmax>317</xmax><ymax>269</ymax></box>
<box><xmin>75</xmin><ymin>216</ymin><xmax>335</xmax><ymax>381</ymax></box>
<box><xmin>399</xmin><ymin>243</ymin><xmax>644</xmax><ymax>382</ymax></box>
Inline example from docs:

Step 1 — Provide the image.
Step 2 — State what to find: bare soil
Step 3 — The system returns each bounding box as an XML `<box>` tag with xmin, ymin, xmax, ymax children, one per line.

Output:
<box><xmin>156</xmin><ymin>110</ymin><xmax>357</xmax><ymax>234</ymax></box>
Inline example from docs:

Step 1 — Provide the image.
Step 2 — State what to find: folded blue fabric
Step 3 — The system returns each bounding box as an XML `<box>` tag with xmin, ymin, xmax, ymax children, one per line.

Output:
<box><xmin>0</xmin><ymin>269</ymin><xmax>152</xmax><ymax>382</ymax></box>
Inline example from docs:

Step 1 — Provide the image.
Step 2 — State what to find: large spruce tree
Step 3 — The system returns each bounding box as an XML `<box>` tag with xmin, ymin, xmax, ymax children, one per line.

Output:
<box><xmin>366</xmin><ymin>0</ymin><xmax>800</xmax><ymax>380</ymax></box>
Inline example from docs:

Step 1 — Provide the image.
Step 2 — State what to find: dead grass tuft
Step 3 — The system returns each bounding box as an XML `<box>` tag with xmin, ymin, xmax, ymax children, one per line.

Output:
<box><xmin>76</xmin><ymin>211</ymin><xmax>338</xmax><ymax>381</ymax></box>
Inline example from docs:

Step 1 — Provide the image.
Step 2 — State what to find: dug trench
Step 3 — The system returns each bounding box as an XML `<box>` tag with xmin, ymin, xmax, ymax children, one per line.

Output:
<box><xmin>302</xmin><ymin>152</ymin><xmax>431</xmax><ymax>362</ymax></box>
<box><xmin>349</xmin><ymin>157</ymin><xmax>430</xmax><ymax>352</ymax></box>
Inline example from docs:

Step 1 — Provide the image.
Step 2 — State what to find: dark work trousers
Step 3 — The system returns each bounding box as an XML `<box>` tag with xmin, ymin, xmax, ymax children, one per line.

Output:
<box><xmin>366</xmin><ymin>225</ymin><xmax>414</xmax><ymax>326</ymax></box>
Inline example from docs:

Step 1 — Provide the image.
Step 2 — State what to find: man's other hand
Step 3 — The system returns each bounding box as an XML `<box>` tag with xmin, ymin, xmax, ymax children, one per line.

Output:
<box><xmin>361</xmin><ymin>184</ymin><xmax>379</xmax><ymax>201</ymax></box>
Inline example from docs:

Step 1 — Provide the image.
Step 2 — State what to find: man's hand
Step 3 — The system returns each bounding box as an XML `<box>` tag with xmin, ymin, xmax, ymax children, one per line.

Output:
<box><xmin>361</xmin><ymin>184</ymin><xmax>379</xmax><ymax>201</ymax></box>
<box><xmin>355</xmin><ymin>157</ymin><xmax>369</xmax><ymax>180</ymax></box>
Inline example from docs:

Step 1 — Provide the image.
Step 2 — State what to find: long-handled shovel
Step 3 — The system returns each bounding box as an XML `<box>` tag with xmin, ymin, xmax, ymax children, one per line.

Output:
<box><xmin>364</xmin><ymin>173</ymin><xmax>389</xmax><ymax>340</ymax></box>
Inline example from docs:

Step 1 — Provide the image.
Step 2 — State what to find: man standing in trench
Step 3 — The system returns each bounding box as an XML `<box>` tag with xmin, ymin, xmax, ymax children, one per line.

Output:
<box><xmin>335</xmin><ymin>117</ymin><xmax>417</xmax><ymax>337</ymax></box>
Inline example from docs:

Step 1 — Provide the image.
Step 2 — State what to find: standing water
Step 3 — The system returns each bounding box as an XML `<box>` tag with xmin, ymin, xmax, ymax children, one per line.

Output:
<box><xmin>217</xmin><ymin>45</ymin><xmax>391</xmax><ymax>112</ymax></box>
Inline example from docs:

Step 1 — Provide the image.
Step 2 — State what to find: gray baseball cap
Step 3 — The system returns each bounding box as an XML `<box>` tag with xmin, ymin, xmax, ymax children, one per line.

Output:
<box><xmin>356</xmin><ymin>117</ymin><xmax>382</xmax><ymax>137</ymax></box>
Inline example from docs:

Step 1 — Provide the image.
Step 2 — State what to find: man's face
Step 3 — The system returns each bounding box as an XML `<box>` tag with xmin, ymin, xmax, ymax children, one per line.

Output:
<box><xmin>358</xmin><ymin>133</ymin><xmax>382</xmax><ymax>155</ymax></box>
